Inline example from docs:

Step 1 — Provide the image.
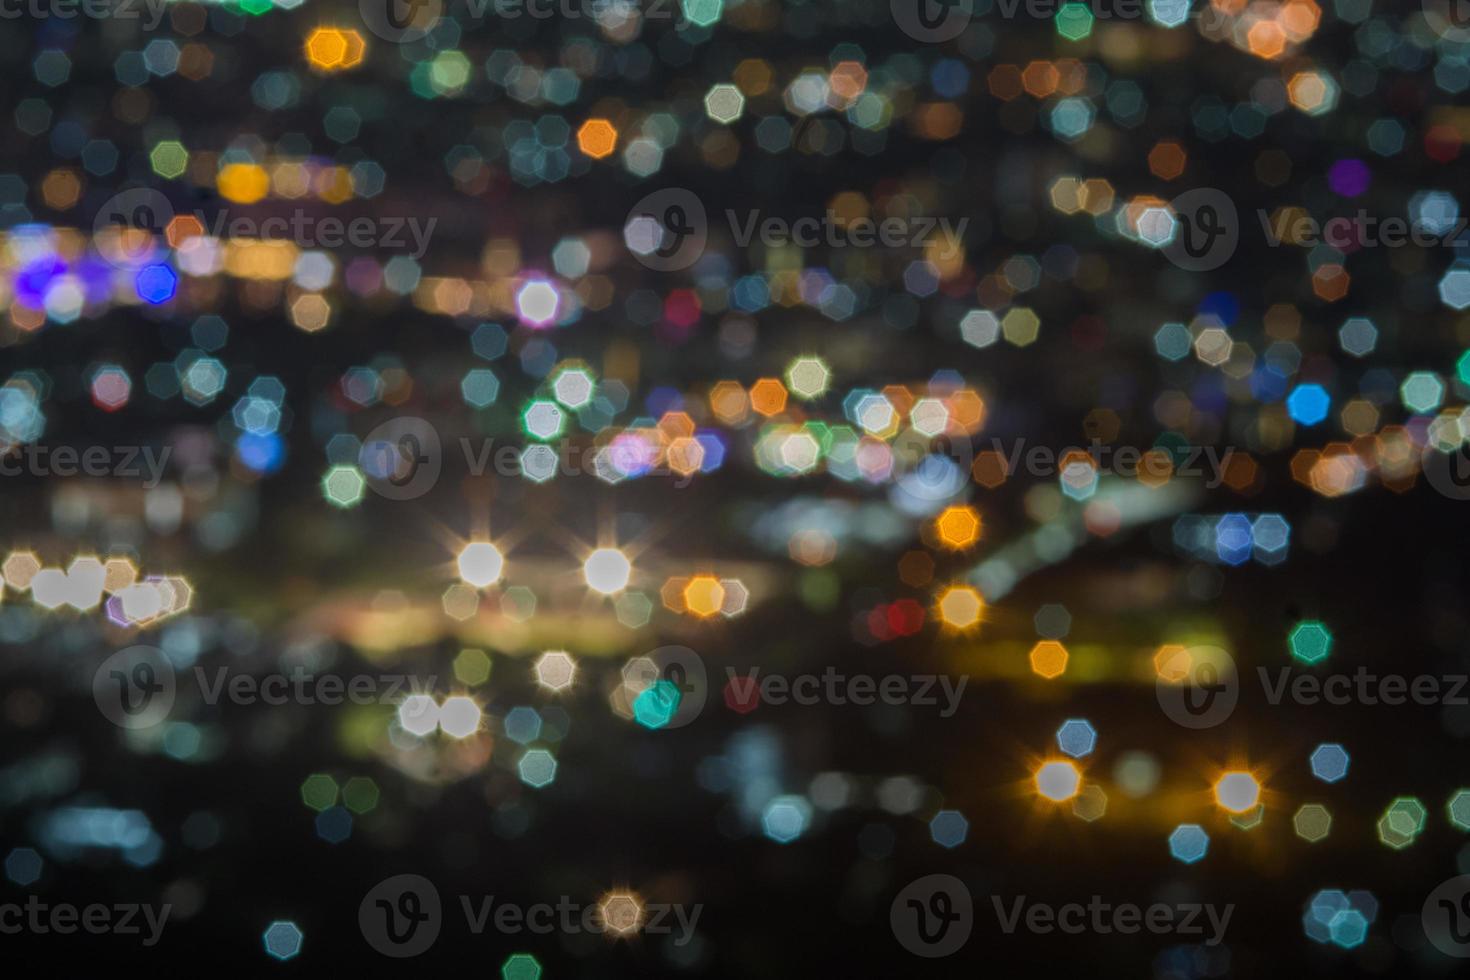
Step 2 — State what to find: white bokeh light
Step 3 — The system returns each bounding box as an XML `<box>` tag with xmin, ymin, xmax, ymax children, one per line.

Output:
<box><xmin>516</xmin><ymin>280</ymin><xmax>559</xmax><ymax>326</ymax></box>
<box><xmin>437</xmin><ymin>696</ymin><xmax>483</xmax><ymax>738</ymax></box>
<box><xmin>583</xmin><ymin>548</ymin><xmax>631</xmax><ymax>594</ymax></box>
<box><xmin>398</xmin><ymin>694</ymin><xmax>440</xmax><ymax>737</ymax></box>
<box><xmin>457</xmin><ymin>542</ymin><xmax>504</xmax><ymax>588</ymax></box>
<box><xmin>1214</xmin><ymin>771</ymin><xmax>1261</xmax><ymax>813</ymax></box>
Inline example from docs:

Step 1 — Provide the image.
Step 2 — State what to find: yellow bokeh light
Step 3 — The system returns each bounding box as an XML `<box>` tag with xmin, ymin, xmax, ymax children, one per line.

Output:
<box><xmin>217</xmin><ymin>163</ymin><xmax>270</xmax><ymax>205</ymax></box>
<box><xmin>3</xmin><ymin>551</ymin><xmax>42</xmax><ymax>591</ymax></box>
<box><xmin>936</xmin><ymin>585</ymin><xmax>983</xmax><ymax>630</ymax></box>
<box><xmin>41</xmin><ymin>169</ymin><xmax>82</xmax><ymax>210</ymax></box>
<box><xmin>1153</xmin><ymin>644</ymin><xmax>1191</xmax><ymax>683</ymax></box>
<box><xmin>598</xmin><ymin>890</ymin><xmax>644</xmax><ymax>937</ymax></box>
<box><xmin>933</xmin><ymin>505</ymin><xmax>981</xmax><ymax>549</ymax></box>
<box><xmin>577</xmin><ymin>118</ymin><xmax>618</xmax><ymax>159</ymax></box>
<box><xmin>305</xmin><ymin>27</ymin><xmax>365</xmax><ymax>72</ymax></box>
<box><xmin>683</xmin><ymin>575</ymin><xmax>725</xmax><ymax>618</ymax></box>
<box><xmin>1029</xmin><ymin>640</ymin><xmax>1069</xmax><ymax>679</ymax></box>
<box><xmin>749</xmin><ymin>378</ymin><xmax>788</xmax><ymax>417</ymax></box>
<box><xmin>103</xmin><ymin>557</ymin><xmax>138</xmax><ymax>595</ymax></box>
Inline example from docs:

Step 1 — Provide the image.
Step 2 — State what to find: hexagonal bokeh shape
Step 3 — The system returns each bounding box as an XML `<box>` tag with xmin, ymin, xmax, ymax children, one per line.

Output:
<box><xmin>1035</xmin><ymin>760</ymin><xmax>1080</xmax><ymax>801</ymax></box>
<box><xmin>928</xmin><ymin>809</ymin><xmax>969</xmax><ymax>849</ymax></box>
<box><xmin>1214</xmin><ymin>771</ymin><xmax>1261</xmax><ymax>813</ymax></box>
<box><xmin>472</xmin><ymin>322</ymin><xmax>509</xmax><ymax>360</ymax></box>
<box><xmin>615</xmin><ymin>591</ymin><xmax>654</xmax><ymax>628</ymax></box>
<box><xmin>761</xmin><ymin>795</ymin><xmax>811</xmax><ymax>844</ymax></box>
<box><xmin>1439</xmin><ymin>267</ymin><xmax>1470</xmax><ymax>311</ymax></box>
<box><xmin>1056</xmin><ymin>718</ymin><xmax>1097</xmax><ymax>758</ymax></box>
<box><xmin>1029</xmin><ymin>640</ymin><xmax>1069</xmax><ymax>679</ymax></box>
<box><xmin>1337</xmin><ymin>316</ymin><xmax>1377</xmax><ymax>357</ymax></box>
<box><xmin>521</xmin><ymin>399</ymin><xmax>565</xmax><ymax>441</ymax></box>
<box><xmin>4</xmin><ymin>847</ymin><xmax>42</xmax><ymax>886</ymax></box>
<box><xmin>1072</xmin><ymin>784</ymin><xmax>1108</xmax><ymax>822</ymax></box>
<box><xmin>518</xmin><ymin>748</ymin><xmax>558</xmax><ymax>788</ymax></box>
<box><xmin>1294</xmin><ymin>804</ymin><xmax>1332</xmax><ymax>842</ymax></box>
<box><xmin>932</xmin><ymin>505</ymin><xmax>979</xmax><ymax>550</ymax></box>
<box><xmin>262</xmin><ymin>920</ymin><xmax>304</xmax><ymax>961</ymax></box>
<box><xmin>704</xmin><ymin>83</ymin><xmax>745</xmax><ymax>123</ymax></box>
<box><xmin>503</xmin><ymin>706</ymin><xmax>543</xmax><ymax>745</ymax></box>
<box><xmin>314</xmin><ymin>805</ymin><xmax>353</xmax><ymax>844</ymax></box>
<box><xmin>300</xmin><ymin>773</ymin><xmax>339</xmax><ymax>811</ymax></box>
<box><xmin>1448</xmin><ymin>789</ymin><xmax>1470</xmax><ymax>831</ymax></box>
<box><xmin>785</xmin><ymin>356</ymin><xmax>830</xmax><ymax>401</ymax></box>
<box><xmin>1289</xmin><ymin>620</ymin><xmax>1333</xmax><ymax>664</ymax></box>
<box><xmin>321</xmin><ymin>465</ymin><xmax>365</xmax><ymax>508</ymax></box>
<box><xmin>960</xmin><ymin>309</ymin><xmax>1000</xmax><ymax>349</ymax></box>
<box><xmin>462</xmin><ymin>368</ymin><xmax>501</xmax><ymax>408</ymax></box>
<box><xmin>1168</xmin><ymin>823</ymin><xmax>1209</xmax><ymax>864</ymax></box>
<box><xmin>1328</xmin><ymin>909</ymin><xmax>1368</xmax><ymax>949</ymax></box>
<box><xmin>534</xmin><ymin>650</ymin><xmax>577</xmax><ymax>691</ymax></box>
<box><xmin>551</xmin><ymin>367</ymin><xmax>595</xmax><ymax>409</ymax></box>
<box><xmin>1400</xmin><ymin>371</ymin><xmax>1445</xmax><ymax>415</ymax></box>
<box><xmin>1309</xmin><ymin>742</ymin><xmax>1349</xmax><ymax>782</ymax></box>
<box><xmin>342</xmin><ymin>777</ymin><xmax>380</xmax><ymax>814</ymax></box>
<box><xmin>501</xmin><ymin>953</ymin><xmax>543</xmax><ymax>980</ymax></box>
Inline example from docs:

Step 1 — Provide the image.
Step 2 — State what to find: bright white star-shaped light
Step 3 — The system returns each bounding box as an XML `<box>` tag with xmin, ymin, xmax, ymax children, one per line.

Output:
<box><xmin>457</xmin><ymin>542</ymin><xmax>504</xmax><ymax>588</ymax></box>
<box><xmin>583</xmin><ymin>548</ymin><xmax>631</xmax><ymax>595</ymax></box>
<box><xmin>437</xmin><ymin>696</ymin><xmax>483</xmax><ymax>739</ymax></box>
